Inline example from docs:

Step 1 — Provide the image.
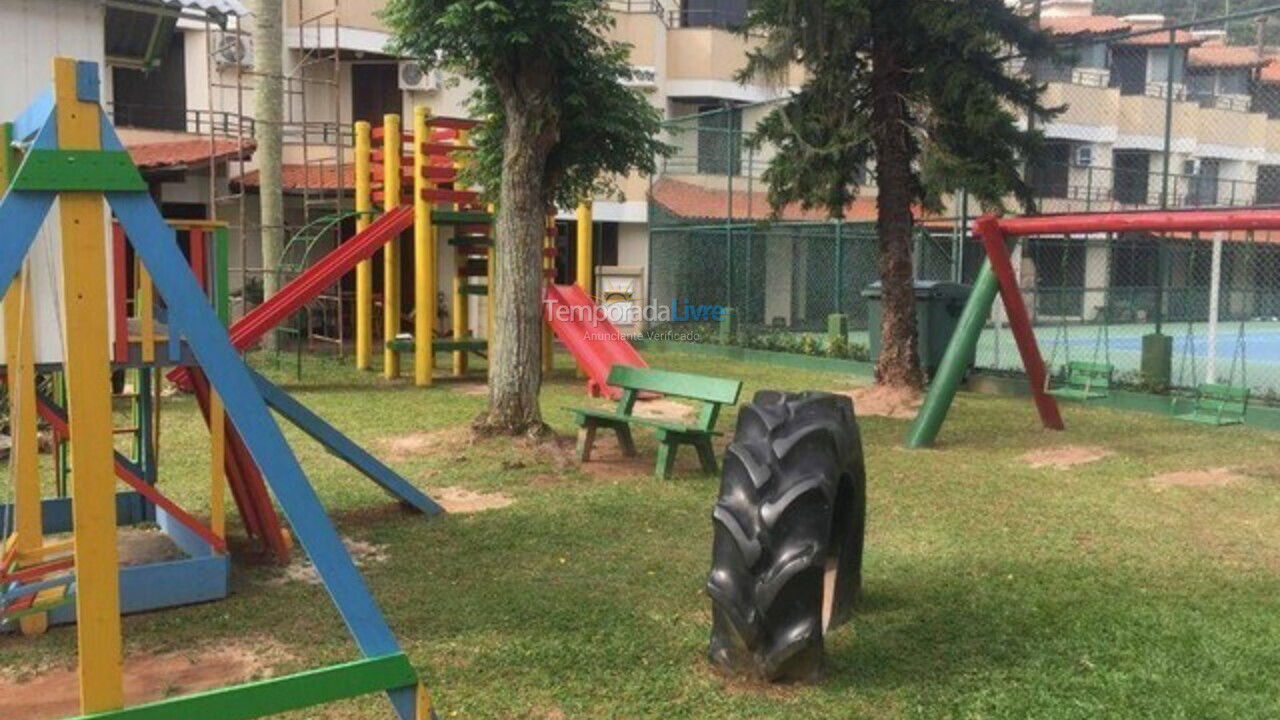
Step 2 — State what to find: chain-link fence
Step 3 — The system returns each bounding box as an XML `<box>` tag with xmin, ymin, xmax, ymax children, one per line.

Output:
<box><xmin>646</xmin><ymin>7</ymin><xmax>1280</xmax><ymax>399</ymax></box>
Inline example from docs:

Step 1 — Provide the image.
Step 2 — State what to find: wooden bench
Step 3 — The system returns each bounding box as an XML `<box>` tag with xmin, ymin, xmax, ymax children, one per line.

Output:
<box><xmin>1048</xmin><ymin>361</ymin><xmax>1113</xmax><ymax>401</ymax></box>
<box><xmin>569</xmin><ymin>366</ymin><xmax>743</xmax><ymax>479</ymax></box>
<box><xmin>1176</xmin><ymin>383</ymin><xmax>1249</xmax><ymax>426</ymax></box>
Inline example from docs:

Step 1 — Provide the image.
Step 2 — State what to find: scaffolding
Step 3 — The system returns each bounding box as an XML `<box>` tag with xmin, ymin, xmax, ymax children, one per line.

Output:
<box><xmin>202</xmin><ymin>0</ymin><xmax>349</xmax><ymax>356</ymax></box>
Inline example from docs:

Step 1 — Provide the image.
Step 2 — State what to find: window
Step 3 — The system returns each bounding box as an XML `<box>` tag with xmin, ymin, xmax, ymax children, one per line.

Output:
<box><xmin>1184</xmin><ymin>158</ymin><xmax>1220</xmax><ymax>207</ymax></box>
<box><xmin>1257</xmin><ymin>165</ymin><xmax>1280</xmax><ymax>205</ymax></box>
<box><xmin>1110</xmin><ymin>46</ymin><xmax>1148</xmax><ymax>96</ymax></box>
<box><xmin>1113</xmin><ymin>150</ymin><xmax>1151</xmax><ymax>206</ymax></box>
<box><xmin>681</xmin><ymin>0</ymin><xmax>748</xmax><ymax>29</ymax></box>
<box><xmin>1027</xmin><ymin>141</ymin><xmax>1071</xmax><ymax>199</ymax></box>
<box><xmin>696</xmin><ymin>105</ymin><xmax>742</xmax><ymax>176</ymax></box>
<box><xmin>112</xmin><ymin>34</ymin><xmax>187</xmax><ymax>131</ymax></box>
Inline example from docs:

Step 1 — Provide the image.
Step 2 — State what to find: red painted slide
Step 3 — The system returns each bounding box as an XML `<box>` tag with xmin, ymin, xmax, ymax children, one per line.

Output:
<box><xmin>544</xmin><ymin>283</ymin><xmax>647</xmax><ymax>398</ymax></box>
<box><xmin>170</xmin><ymin>205</ymin><xmax>414</xmax><ymax>386</ymax></box>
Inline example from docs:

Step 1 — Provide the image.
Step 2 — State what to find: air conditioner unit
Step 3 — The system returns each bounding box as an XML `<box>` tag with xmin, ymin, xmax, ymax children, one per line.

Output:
<box><xmin>1075</xmin><ymin>145</ymin><xmax>1094</xmax><ymax>167</ymax></box>
<box><xmin>213</xmin><ymin>32</ymin><xmax>253</xmax><ymax>67</ymax></box>
<box><xmin>398</xmin><ymin>61</ymin><xmax>440</xmax><ymax>93</ymax></box>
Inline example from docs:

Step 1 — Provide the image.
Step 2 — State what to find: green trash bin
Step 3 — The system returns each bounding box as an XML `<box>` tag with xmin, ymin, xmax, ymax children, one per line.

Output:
<box><xmin>861</xmin><ymin>280</ymin><xmax>973</xmax><ymax>376</ymax></box>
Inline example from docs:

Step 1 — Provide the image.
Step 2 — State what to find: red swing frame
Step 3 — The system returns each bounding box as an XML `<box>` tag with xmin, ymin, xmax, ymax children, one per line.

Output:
<box><xmin>976</xmin><ymin>208</ymin><xmax>1280</xmax><ymax>431</ymax></box>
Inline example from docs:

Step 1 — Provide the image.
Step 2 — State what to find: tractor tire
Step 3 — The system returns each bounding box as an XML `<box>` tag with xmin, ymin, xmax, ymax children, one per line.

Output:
<box><xmin>706</xmin><ymin>390</ymin><xmax>866</xmax><ymax>682</ymax></box>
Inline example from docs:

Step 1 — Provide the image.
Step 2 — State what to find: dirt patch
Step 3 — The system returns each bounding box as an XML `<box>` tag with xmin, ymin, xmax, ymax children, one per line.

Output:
<box><xmin>377</xmin><ymin>427</ymin><xmax>472</xmax><ymax>462</ymax></box>
<box><xmin>1022</xmin><ymin>445</ymin><xmax>1113</xmax><ymax>470</ymax></box>
<box><xmin>431</xmin><ymin>486</ymin><xmax>514</xmax><ymax>513</ymax></box>
<box><xmin>272</xmin><ymin>537</ymin><xmax>390</xmax><ymax>586</ymax></box>
<box><xmin>631</xmin><ymin>398</ymin><xmax>696</xmax><ymax>424</ymax></box>
<box><xmin>577</xmin><ymin>431</ymin><xmax>724</xmax><ymax>480</ymax></box>
<box><xmin>1150</xmin><ymin>467</ymin><xmax>1243</xmax><ymax>488</ymax></box>
<box><xmin>838</xmin><ymin>385</ymin><xmax>922</xmax><ymax>420</ymax></box>
<box><xmin>450</xmin><ymin>382</ymin><xmax>489</xmax><ymax>396</ymax></box>
<box><xmin>117</xmin><ymin>527</ymin><xmax>186</xmax><ymax>567</ymax></box>
<box><xmin>0</xmin><ymin>640</ymin><xmax>291</xmax><ymax>720</ymax></box>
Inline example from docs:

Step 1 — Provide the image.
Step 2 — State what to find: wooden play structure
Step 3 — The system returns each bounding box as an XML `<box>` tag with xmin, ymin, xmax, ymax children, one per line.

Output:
<box><xmin>0</xmin><ymin>59</ymin><xmax>436</xmax><ymax>719</ymax></box>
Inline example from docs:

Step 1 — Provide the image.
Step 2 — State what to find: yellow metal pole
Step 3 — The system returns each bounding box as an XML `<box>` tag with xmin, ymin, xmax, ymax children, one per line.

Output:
<box><xmin>53</xmin><ymin>57</ymin><xmax>124</xmax><ymax>714</ymax></box>
<box><xmin>354</xmin><ymin>121</ymin><xmax>372</xmax><ymax>370</ymax></box>
<box><xmin>452</xmin><ymin>129</ymin><xmax>470</xmax><ymax>376</ymax></box>
<box><xmin>576</xmin><ymin>202</ymin><xmax>593</xmax><ymax>294</ymax></box>
<box><xmin>383</xmin><ymin>113</ymin><xmax>402</xmax><ymax>379</ymax></box>
<box><xmin>413</xmin><ymin>107</ymin><xmax>434</xmax><ymax>386</ymax></box>
<box><xmin>486</xmin><ymin>202</ymin><xmax>495</xmax><ymax>343</ymax></box>
<box><xmin>209</xmin><ymin>392</ymin><xmax>226</xmax><ymax>541</ymax></box>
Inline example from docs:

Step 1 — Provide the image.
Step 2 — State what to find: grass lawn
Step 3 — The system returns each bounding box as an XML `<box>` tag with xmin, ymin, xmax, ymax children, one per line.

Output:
<box><xmin>4</xmin><ymin>346</ymin><xmax>1280</xmax><ymax>719</ymax></box>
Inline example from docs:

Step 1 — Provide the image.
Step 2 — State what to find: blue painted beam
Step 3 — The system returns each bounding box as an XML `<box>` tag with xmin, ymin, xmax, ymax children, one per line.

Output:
<box><xmin>11</xmin><ymin>90</ymin><xmax>53</xmax><ymax>143</ymax></box>
<box><xmin>250</xmin><ymin>369</ymin><xmax>444</xmax><ymax>516</ymax></box>
<box><xmin>46</xmin><ymin>554</ymin><xmax>230</xmax><ymax>626</ymax></box>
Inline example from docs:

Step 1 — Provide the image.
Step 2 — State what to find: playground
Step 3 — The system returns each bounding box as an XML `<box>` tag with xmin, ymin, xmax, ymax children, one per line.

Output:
<box><xmin>5</xmin><ymin>348</ymin><xmax>1280</xmax><ymax>718</ymax></box>
<box><xmin>4</xmin><ymin>53</ymin><xmax>1280</xmax><ymax>720</ymax></box>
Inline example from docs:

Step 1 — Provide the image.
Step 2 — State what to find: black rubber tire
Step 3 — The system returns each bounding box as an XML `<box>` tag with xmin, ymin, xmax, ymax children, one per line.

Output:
<box><xmin>706</xmin><ymin>390</ymin><xmax>866</xmax><ymax>682</ymax></box>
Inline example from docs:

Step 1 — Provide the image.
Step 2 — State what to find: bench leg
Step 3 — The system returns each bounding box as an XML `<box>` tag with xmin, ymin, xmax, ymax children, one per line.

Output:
<box><xmin>616</xmin><ymin>425</ymin><xmax>637</xmax><ymax>457</ymax></box>
<box><xmin>576</xmin><ymin>424</ymin><xmax>597</xmax><ymax>463</ymax></box>
<box><xmin>695</xmin><ymin>438</ymin><xmax>718</xmax><ymax>475</ymax></box>
<box><xmin>655</xmin><ymin>441</ymin><xmax>677</xmax><ymax>480</ymax></box>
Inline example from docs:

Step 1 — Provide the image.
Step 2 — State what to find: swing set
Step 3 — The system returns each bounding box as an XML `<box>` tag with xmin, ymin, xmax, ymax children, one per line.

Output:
<box><xmin>1171</xmin><ymin>233</ymin><xmax>1251</xmax><ymax>425</ymax></box>
<box><xmin>908</xmin><ymin>208</ymin><xmax>1271</xmax><ymax>449</ymax></box>
<box><xmin>1041</xmin><ymin>236</ymin><xmax>1115</xmax><ymax>402</ymax></box>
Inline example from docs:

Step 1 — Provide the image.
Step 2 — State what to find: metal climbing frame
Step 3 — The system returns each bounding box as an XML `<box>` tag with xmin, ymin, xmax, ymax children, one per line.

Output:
<box><xmin>907</xmin><ymin>208</ymin><xmax>1280</xmax><ymax>448</ymax></box>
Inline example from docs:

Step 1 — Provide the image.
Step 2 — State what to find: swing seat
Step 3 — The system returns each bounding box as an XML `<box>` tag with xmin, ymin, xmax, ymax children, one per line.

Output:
<box><xmin>1048</xmin><ymin>361</ymin><xmax>1114</xmax><ymax>401</ymax></box>
<box><xmin>1175</xmin><ymin>383</ymin><xmax>1249</xmax><ymax>426</ymax></box>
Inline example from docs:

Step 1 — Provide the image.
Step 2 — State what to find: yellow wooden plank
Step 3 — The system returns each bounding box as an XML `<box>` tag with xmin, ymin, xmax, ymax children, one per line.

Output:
<box><xmin>209</xmin><ymin>391</ymin><xmax>226</xmax><ymax>541</ymax></box>
<box><xmin>16</xmin><ymin>539</ymin><xmax>75</xmax><ymax>562</ymax></box>
<box><xmin>354</xmin><ymin>121</ymin><xmax>372</xmax><ymax>371</ymax></box>
<box><xmin>137</xmin><ymin>262</ymin><xmax>155</xmax><ymax>363</ymax></box>
<box><xmin>54</xmin><ymin>56</ymin><xmax>125</xmax><ymax>714</ymax></box>
<box><xmin>413</xmin><ymin>107</ymin><xmax>434</xmax><ymax>386</ymax></box>
<box><xmin>383</xmin><ymin>113</ymin><xmax>402</xmax><ymax>379</ymax></box>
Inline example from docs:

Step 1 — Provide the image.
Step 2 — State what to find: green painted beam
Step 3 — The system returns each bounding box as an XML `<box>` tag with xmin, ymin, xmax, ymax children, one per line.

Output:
<box><xmin>904</xmin><ymin>261</ymin><xmax>999</xmax><ymax>449</ymax></box>
<box><xmin>387</xmin><ymin>338</ymin><xmax>487</xmax><ymax>353</ymax></box>
<box><xmin>74</xmin><ymin>654</ymin><xmax>418</xmax><ymax>720</ymax></box>
<box><xmin>10</xmin><ymin>150</ymin><xmax>147</xmax><ymax>191</ymax></box>
<box><xmin>431</xmin><ymin>210</ymin><xmax>493</xmax><ymax>225</ymax></box>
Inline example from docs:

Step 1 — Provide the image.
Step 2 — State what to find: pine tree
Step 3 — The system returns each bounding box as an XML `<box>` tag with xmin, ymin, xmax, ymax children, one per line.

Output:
<box><xmin>742</xmin><ymin>0</ymin><xmax>1059</xmax><ymax>389</ymax></box>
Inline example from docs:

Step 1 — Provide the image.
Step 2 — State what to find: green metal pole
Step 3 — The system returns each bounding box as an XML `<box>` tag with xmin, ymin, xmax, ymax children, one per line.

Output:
<box><xmin>905</xmin><ymin>261</ymin><xmax>999</xmax><ymax>448</ymax></box>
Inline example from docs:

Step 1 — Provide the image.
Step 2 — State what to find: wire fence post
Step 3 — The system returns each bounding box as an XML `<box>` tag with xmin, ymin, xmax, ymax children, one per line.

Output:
<box><xmin>835</xmin><ymin>219</ymin><xmax>844</xmax><ymax>314</ymax></box>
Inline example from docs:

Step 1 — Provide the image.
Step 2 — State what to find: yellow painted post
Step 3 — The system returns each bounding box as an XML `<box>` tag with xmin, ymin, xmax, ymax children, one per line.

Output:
<box><xmin>209</xmin><ymin>392</ymin><xmax>226</xmax><ymax>542</ymax></box>
<box><xmin>574</xmin><ymin>203</ymin><xmax>592</xmax><ymax>379</ymax></box>
<box><xmin>383</xmin><ymin>114</ymin><xmax>403</xmax><ymax>379</ymax></box>
<box><xmin>354</xmin><ymin>121</ymin><xmax>373</xmax><ymax>370</ymax></box>
<box><xmin>453</xmin><ymin>130</ymin><xmax>470</xmax><ymax>376</ymax></box>
<box><xmin>2</xmin><ymin>124</ymin><xmax>45</xmax><ymax>636</ymax></box>
<box><xmin>137</xmin><ymin>262</ymin><xmax>155</xmax><ymax>363</ymax></box>
<box><xmin>486</xmin><ymin>202</ymin><xmax>495</xmax><ymax>342</ymax></box>
<box><xmin>53</xmin><ymin>57</ymin><xmax>124</xmax><ymax>713</ymax></box>
<box><xmin>413</xmin><ymin>107</ymin><xmax>434</xmax><ymax>386</ymax></box>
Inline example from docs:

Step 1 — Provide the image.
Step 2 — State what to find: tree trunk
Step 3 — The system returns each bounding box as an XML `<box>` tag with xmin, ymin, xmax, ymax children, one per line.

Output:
<box><xmin>476</xmin><ymin>74</ymin><xmax>559</xmax><ymax>436</ymax></box>
<box><xmin>254</xmin><ymin>0</ymin><xmax>284</xmax><ymax>350</ymax></box>
<box><xmin>869</xmin><ymin>31</ymin><xmax>924</xmax><ymax>390</ymax></box>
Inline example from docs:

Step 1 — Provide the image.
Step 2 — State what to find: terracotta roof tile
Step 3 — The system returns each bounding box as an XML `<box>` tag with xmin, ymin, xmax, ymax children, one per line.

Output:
<box><xmin>650</xmin><ymin>177</ymin><xmax>938</xmax><ymax>223</ymax></box>
<box><xmin>1040</xmin><ymin>15</ymin><xmax>1131</xmax><ymax>37</ymax></box>
<box><xmin>232</xmin><ymin>164</ymin><xmax>355</xmax><ymax>192</ymax></box>
<box><xmin>1116</xmin><ymin>28</ymin><xmax>1202</xmax><ymax>47</ymax></box>
<box><xmin>127</xmin><ymin>136</ymin><xmax>254</xmax><ymax>171</ymax></box>
<box><xmin>1188</xmin><ymin>44</ymin><xmax>1270</xmax><ymax>69</ymax></box>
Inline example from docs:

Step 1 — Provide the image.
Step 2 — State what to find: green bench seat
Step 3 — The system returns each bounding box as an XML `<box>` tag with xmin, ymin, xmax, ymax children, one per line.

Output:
<box><xmin>569</xmin><ymin>365</ymin><xmax>742</xmax><ymax>479</ymax></box>
<box><xmin>1048</xmin><ymin>361</ymin><xmax>1113</xmax><ymax>401</ymax></box>
<box><xmin>1176</xmin><ymin>383</ymin><xmax>1249</xmax><ymax>426</ymax></box>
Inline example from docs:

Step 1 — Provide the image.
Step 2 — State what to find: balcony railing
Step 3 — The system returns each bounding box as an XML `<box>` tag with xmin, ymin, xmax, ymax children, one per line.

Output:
<box><xmin>108</xmin><ymin>103</ymin><xmax>351</xmax><ymax>145</ymax></box>
<box><xmin>1030</xmin><ymin>161</ymin><xmax>1264</xmax><ymax>213</ymax></box>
